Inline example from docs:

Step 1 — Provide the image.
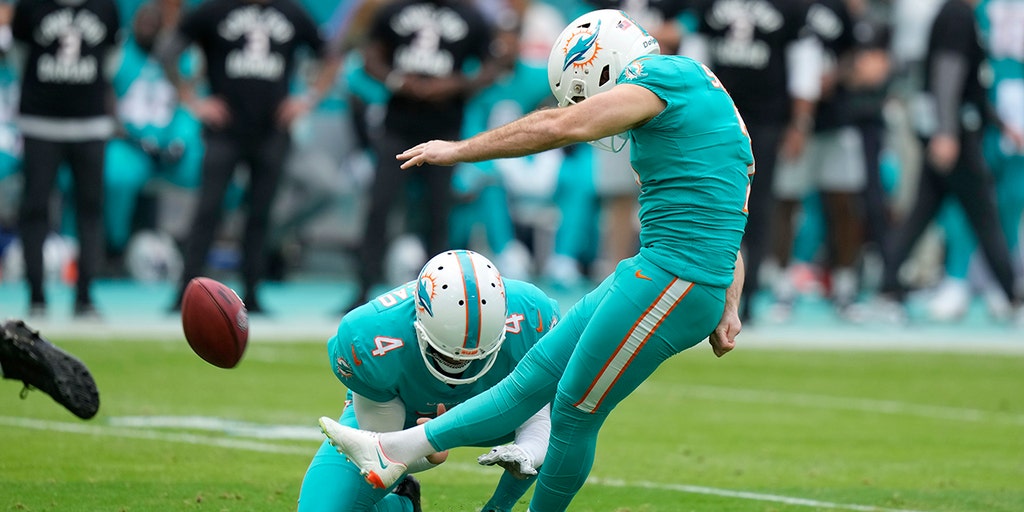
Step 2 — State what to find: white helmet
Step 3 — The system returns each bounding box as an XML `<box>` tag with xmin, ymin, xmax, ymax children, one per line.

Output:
<box><xmin>125</xmin><ymin>230</ymin><xmax>183</xmax><ymax>284</ymax></box>
<box><xmin>414</xmin><ymin>250</ymin><xmax>508</xmax><ymax>385</ymax></box>
<box><xmin>547</xmin><ymin>9</ymin><xmax>660</xmax><ymax>152</ymax></box>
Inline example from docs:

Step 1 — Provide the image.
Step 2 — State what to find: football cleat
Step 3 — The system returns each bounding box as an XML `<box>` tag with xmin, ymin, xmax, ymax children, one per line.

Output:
<box><xmin>0</xmin><ymin>319</ymin><xmax>100</xmax><ymax>419</ymax></box>
<box><xmin>318</xmin><ymin>416</ymin><xmax>407</xmax><ymax>489</ymax></box>
<box><xmin>392</xmin><ymin>474</ymin><xmax>422</xmax><ymax>512</ymax></box>
<box><xmin>477</xmin><ymin>444</ymin><xmax>539</xmax><ymax>480</ymax></box>
<box><xmin>927</xmin><ymin>278</ymin><xmax>970</xmax><ymax>321</ymax></box>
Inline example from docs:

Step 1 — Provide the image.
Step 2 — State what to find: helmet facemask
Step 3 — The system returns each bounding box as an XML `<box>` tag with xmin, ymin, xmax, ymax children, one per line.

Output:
<box><xmin>414</xmin><ymin>250</ymin><xmax>508</xmax><ymax>385</ymax></box>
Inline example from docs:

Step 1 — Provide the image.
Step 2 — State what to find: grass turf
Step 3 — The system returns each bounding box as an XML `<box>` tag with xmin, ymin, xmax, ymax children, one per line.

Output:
<box><xmin>1</xmin><ymin>337</ymin><xmax>1022</xmax><ymax>511</ymax></box>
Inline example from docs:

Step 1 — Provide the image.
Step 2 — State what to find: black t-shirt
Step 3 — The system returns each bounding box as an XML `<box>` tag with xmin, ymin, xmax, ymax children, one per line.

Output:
<box><xmin>923</xmin><ymin>0</ymin><xmax>986</xmax><ymax>119</ymax></box>
<box><xmin>845</xmin><ymin>14</ymin><xmax>890</xmax><ymax>126</ymax></box>
<box><xmin>806</xmin><ymin>0</ymin><xmax>855</xmax><ymax>131</ymax></box>
<box><xmin>12</xmin><ymin>0</ymin><xmax>120</xmax><ymax>118</ymax></box>
<box><xmin>693</xmin><ymin>0</ymin><xmax>810</xmax><ymax>125</ymax></box>
<box><xmin>177</xmin><ymin>0</ymin><xmax>326</xmax><ymax>134</ymax></box>
<box><xmin>369</xmin><ymin>0</ymin><xmax>493</xmax><ymax>138</ymax></box>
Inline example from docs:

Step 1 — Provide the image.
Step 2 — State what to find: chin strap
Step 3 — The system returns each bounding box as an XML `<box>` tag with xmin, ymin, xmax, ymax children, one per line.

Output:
<box><xmin>589</xmin><ymin>133</ymin><xmax>629</xmax><ymax>153</ymax></box>
<box><xmin>428</xmin><ymin>349</ymin><xmax>471</xmax><ymax>375</ymax></box>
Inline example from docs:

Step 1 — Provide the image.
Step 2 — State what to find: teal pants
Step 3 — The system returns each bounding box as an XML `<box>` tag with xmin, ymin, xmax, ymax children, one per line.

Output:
<box><xmin>552</xmin><ymin>145</ymin><xmax>598</xmax><ymax>263</ymax></box>
<box><xmin>103</xmin><ymin>137</ymin><xmax>203</xmax><ymax>252</ymax></box>
<box><xmin>102</xmin><ymin>110</ymin><xmax>205</xmax><ymax>252</ymax></box>
<box><xmin>298</xmin><ymin>402</ymin><xmax>413</xmax><ymax>512</ymax></box>
<box><xmin>425</xmin><ymin>252</ymin><xmax>726</xmax><ymax>511</ymax></box>
<box><xmin>449</xmin><ymin>170</ymin><xmax>517</xmax><ymax>254</ymax></box>
<box><xmin>939</xmin><ymin>147</ymin><xmax>1024</xmax><ymax>279</ymax></box>
<box><xmin>299</xmin><ymin>392</ymin><xmax>532</xmax><ymax>511</ymax></box>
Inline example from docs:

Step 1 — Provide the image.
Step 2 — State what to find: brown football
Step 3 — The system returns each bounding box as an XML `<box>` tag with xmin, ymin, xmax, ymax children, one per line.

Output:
<box><xmin>181</xmin><ymin>277</ymin><xmax>249</xmax><ymax>368</ymax></box>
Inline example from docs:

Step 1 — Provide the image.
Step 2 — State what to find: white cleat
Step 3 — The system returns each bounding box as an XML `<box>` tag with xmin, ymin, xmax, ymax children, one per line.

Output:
<box><xmin>318</xmin><ymin>416</ymin><xmax>407</xmax><ymax>489</ymax></box>
<box><xmin>927</xmin><ymin>278</ymin><xmax>970</xmax><ymax>321</ymax></box>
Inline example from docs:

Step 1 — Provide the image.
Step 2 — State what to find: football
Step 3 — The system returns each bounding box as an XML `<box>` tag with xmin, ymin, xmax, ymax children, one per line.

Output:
<box><xmin>181</xmin><ymin>277</ymin><xmax>249</xmax><ymax>368</ymax></box>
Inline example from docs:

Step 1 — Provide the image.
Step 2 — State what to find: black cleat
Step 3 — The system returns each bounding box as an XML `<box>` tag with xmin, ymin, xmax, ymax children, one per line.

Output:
<box><xmin>73</xmin><ymin>302</ymin><xmax>102</xmax><ymax>321</ymax></box>
<box><xmin>0</xmin><ymin>320</ymin><xmax>100</xmax><ymax>419</ymax></box>
<box><xmin>392</xmin><ymin>474</ymin><xmax>422</xmax><ymax>512</ymax></box>
<box><xmin>28</xmin><ymin>301</ymin><xmax>47</xmax><ymax>318</ymax></box>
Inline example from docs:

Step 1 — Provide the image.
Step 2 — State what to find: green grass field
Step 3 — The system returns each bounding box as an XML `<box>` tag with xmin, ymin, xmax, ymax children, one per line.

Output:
<box><xmin>2</xmin><ymin>337</ymin><xmax>1023</xmax><ymax>511</ymax></box>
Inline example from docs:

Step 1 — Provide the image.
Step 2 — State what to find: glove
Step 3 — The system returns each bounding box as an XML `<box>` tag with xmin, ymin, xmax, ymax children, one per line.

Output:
<box><xmin>477</xmin><ymin>444</ymin><xmax>538</xmax><ymax>480</ymax></box>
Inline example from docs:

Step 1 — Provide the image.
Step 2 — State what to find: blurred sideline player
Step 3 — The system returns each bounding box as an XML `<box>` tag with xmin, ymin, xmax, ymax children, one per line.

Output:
<box><xmin>450</xmin><ymin>0</ymin><xmax>599</xmax><ymax>286</ymax></box>
<box><xmin>12</xmin><ymin>0</ymin><xmax>121</xmax><ymax>318</ymax></box>
<box><xmin>104</xmin><ymin>2</ymin><xmax>203</xmax><ymax>264</ymax></box>
<box><xmin>345</xmin><ymin>0</ymin><xmax>502</xmax><ymax>312</ymax></box>
<box><xmin>298</xmin><ymin>250</ymin><xmax>560</xmax><ymax>512</ymax></box>
<box><xmin>873</xmin><ymin>0</ymin><xmax>1024</xmax><ymax>324</ymax></box>
<box><xmin>0</xmin><ymin>2</ymin><xmax>19</xmax><ymax>188</ymax></box>
<box><xmin>928</xmin><ymin>0</ymin><xmax>1024</xmax><ymax>321</ymax></box>
<box><xmin>320</xmin><ymin>9</ymin><xmax>750</xmax><ymax>511</ymax></box>
<box><xmin>769</xmin><ymin>0</ymin><xmax>866</xmax><ymax>318</ymax></box>
<box><xmin>449</xmin><ymin>0</ymin><xmax>563</xmax><ymax>281</ymax></box>
<box><xmin>0</xmin><ymin>319</ymin><xmax>99</xmax><ymax>420</ymax></box>
<box><xmin>684</xmin><ymin>0</ymin><xmax>820</xmax><ymax>323</ymax></box>
<box><xmin>159</xmin><ymin>0</ymin><xmax>342</xmax><ymax>314</ymax></box>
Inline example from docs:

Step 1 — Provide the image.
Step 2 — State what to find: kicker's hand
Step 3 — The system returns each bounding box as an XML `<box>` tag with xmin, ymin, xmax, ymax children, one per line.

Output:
<box><xmin>477</xmin><ymin>444</ymin><xmax>538</xmax><ymax>480</ymax></box>
<box><xmin>397</xmin><ymin>140</ymin><xmax>461</xmax><ymax>169</ymax></box>
<box><xmin>708</xmin><ymin>308</ymin><xmax>740</xmax><ymax>358</ymax></box>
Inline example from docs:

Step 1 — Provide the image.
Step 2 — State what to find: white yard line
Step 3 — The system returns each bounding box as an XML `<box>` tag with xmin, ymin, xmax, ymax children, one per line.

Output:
<box><xmin>0</xmin><ymin>415</ymin><xmax>311</xmax><ymax>455</ymax></box>
<box><xmin>1</xmin><ymin>415</ymin><xmax>931</xmax><ymax>512</ymax></box>
<box><xmin>587</xmin><ymin>477</ymin><xmax>927</xmax><ymax>512</ymax></box>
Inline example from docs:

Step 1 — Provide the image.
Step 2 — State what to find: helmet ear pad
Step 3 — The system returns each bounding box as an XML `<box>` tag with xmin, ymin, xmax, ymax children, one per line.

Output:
<box><xmin>547</xmin><ymin>9</ymin><xmax>660</xmax><ymax>151</ymax></box>
<box><xmin>414</xmin><ymin>250</ymin><xmax>508</xmax><ymax>385</ymax></box>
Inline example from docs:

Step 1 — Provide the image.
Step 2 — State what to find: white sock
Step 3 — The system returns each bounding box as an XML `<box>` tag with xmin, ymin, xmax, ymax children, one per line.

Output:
<box><xmin>381</xmin><ymin>424</ymin><xmax>435</xmax><ymax>463</ymax></box>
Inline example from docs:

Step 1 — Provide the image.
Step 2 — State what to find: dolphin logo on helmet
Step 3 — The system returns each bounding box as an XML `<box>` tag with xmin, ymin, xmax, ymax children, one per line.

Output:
<box><xmin>547</xmin><ymin>9</ymin><xmax>660</xmax><ymax>152</ymax></box>
<box><xmin>562</xmin><ymin>21</ymin><xmax>601</xmax><ymax>71</ymax></box>
<box><xmin>416</xmin><ymin>275</ymin><xmax>435</xmax><ymax>317</ymax></box>
<box><xmin>413</xmin><ymin>250</ymin><xmax>507</xmax><ymax>385</ymax></box>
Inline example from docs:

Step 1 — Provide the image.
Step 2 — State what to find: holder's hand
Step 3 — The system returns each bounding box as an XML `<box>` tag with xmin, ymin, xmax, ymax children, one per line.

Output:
<box><xmin>415</xmin><ymin>403</ymin><xmax>448</xmax><ymax>465</ymax></box>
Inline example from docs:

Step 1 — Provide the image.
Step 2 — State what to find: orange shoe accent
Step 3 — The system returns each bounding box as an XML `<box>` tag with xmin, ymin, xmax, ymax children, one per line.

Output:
<box><xmin>634</xmin><ymin>269</ymin><xmax>652</xmax><ymax>281</ymax></box>
<box><xmin>365</xmin><ymin>471</ymin><xmax>386</xmax><ymax>489</ymax></box>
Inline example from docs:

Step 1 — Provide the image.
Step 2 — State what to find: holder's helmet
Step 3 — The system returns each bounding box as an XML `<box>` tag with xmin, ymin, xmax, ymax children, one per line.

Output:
<box><xmin>547</xmin><ymin>9</ymin><xmax>660</xmax><ymax>152</ymax></box>
<box><xmin>414</xmin><ymin>250</ymin><xmax>508</xmax><ymax>385</ymax></box>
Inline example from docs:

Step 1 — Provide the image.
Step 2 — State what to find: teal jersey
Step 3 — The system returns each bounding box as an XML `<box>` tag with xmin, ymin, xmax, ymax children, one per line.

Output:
<box><xmin>327</xmin><ymin>279</ymin><xmax>560</xmax><ymax>427</ymax></box>
<box><xmin>113</xmin><ymin>38</ymin><xmax>197</xmax><ymax>147</ymax></box>
<box><xmin>0</xmin><ymin>61</ymin><xmax>21</xmax><ymax>178</ymax></box>
<box><xmin>618</xmin><ymin>55</ymin><xmax>754</xmax><ymax>287</ymax></box>
<box><xmin>455</xmin><ymin>60</ymin><xmax>558</xmax><ymax>195</ymax></box>
<box><xmin>977</xmin><ymin>0</ymin><xmax>1024</xmax><ymax>83</ymax></box>
<box><xmin>461</xmin><ymin>61</ymin><xmax>551</xmax><ymax>141</ymax></box>
<box><xmin>976</xmin><ymin>0</ymin><xmax>1024</xmax><ymax>157</ymax></box>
